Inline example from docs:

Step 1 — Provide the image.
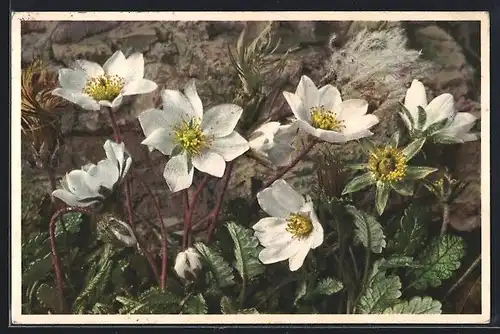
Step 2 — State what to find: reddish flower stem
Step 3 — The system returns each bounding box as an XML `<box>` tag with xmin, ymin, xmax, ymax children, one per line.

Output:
<box><xmin>49</xmin><ymin>206</ymin><xmax>91</xmax><ymax>313</ymax></box>
<box><xmin>106</xmin><ymin>106</ymin><xmax>160</xmax><ymax>285</ymax></box>
<box><xmin>182</xmin><ymin>175</ymin><xmax>210</xmax><ymax>249</ymax></box>
<box><xmin>141</xmin><ymin>182</ymin><xmax>168</xmax><ymax>291</ymax></box>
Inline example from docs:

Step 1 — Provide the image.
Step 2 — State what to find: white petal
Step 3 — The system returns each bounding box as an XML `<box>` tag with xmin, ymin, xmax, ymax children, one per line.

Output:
<box><xmin>283</xmin><ymin>91</ymin><xmax>309</xmax><ymax>121</ymax></box>
<box><xmin>103</xmin><ymin>140</ymin><xmax>119</xmax><ymax>167</ymax></box>
<box><xmin>74</xmin><ymin>60</ymin><xmax>104</xmax><ymax>78</ymax></box>
<box><xmin>424</xmin><ymin>93</ymin><xmax>456</xmax><ymax>130</ymax></box>
<box><xmin>183</xmin><ymin>79</ymin><xmax>204</xmax><ymax>120</ymax></box>
<box><xmin>433</xmin><ymin>112</ymin><xmax>477</xmax><ymax>138</ymax></box>
<box><xmin>274</xmin><ymin>122</ymin><xmax>299</xmax><ymax>144</ymax></box>
<box><xmin>257</xmin><ymin>187</ymin><xmax>291</xmax><ymax>218</ymax></box>
<box><xmin>318</xmin><ymin>84</ymin><xmax>342</xmax><ymax>111</ymax></box>
<box><xmin>343</xmin><ymin>114</ymin><xmax>379</xmax><ymax>138</ymax></box>
<box><xmin>192</xmin><ymin>150</ymin><xmax>226</xmax><ymax>177</ymax></box>
<box><xmin>124</xmin><ymin>52</ymin><xmax>145</xmax><ymax>82</ymax></box>
<box><xmin>163</xmin><ymin>152</ymin><xmax>194</xmax><ymax>192</ymax></box>
<box><xmin>295</xmin><ymin>75</ymin><xmax>319</xmax><ymax>110</ymax></box>
<box><xmin>65</xmin><ymin>170</ymin><xmax>100</xmax><ymax>198</ymax></box>
<box><xmin>51</xmin><ymin>189</ymin><xmax>98</xmax><ymax>207</ymax></box>
<box><xmin>121</xmin><ymin>79</ymin><xmax>157</xmax><ymax>96</ymax></box>
<box><xmin>266</xmin><ymin>144</ymin><xmax>295</xmax><ymax>166</ymax></box>
<box><xmin>252</xmin><ymin>217</ymin><xmax>288</xmax><ymax>233</ymax></box>
<box><xmin>99</xmin><ymin>100</ymin><xmax>113</xmax><ymax>108</ymax></box>
<box><xmin>122</xmin><ymin>156</ymin><xmax>132</xmax><ymax>179</ymax></box>
<box><xmin>309</xmin><ymin>210</ymin><xmax>324</xmax><ymax>249</ymax></box>
<box><xmin>269</xmin><ymin>179</ymin><xmax>306</xmax><ymax>212</ymax></box>
<box><xmin>162</xmin><ymin>89</ymin><xmax>198</xmax><ymax>121</ymax></box>
<box><xmin>404</xmin><ymin>79</ymin><xmax>428</xmax><ymax>121</ymax></box>
<box><xmin>58</xmin><ymin>69</ymin><xmax>87</xmax><ymax>92</ymax></box>
<box><xmin>337</xmin><ymin>99</ymin><xmax>369</xmax><ymax>120</ymax></box>
<box><xmin>210</xmin><ymin>132</ymin><xmax>249</xmax><ymax>161</ymax></box>
<box><xmin>137</xmin><ymin>108</ymin><xmax>178</xmax><ymax>138</ymax></box>
<box><xmin>298</xmin><ymin>120</ymin><xmax>345</xmax><ymax>143</ymax></box>
<box><xmin>52</xmin><ymin>88</ymin><xmax>100</xmax><ymax>111</ymax></box>
<box><xmin>258</xmin><ymin>239</ymin><xmax>299</xmax><ymax>264</ymax></box>
<box><xmin>141</xmin><ymin>128</ymin><xmax>176</xmax><ymax>155</ymax></box>
<box><xmin>288</xmin><ymin>239</ymin><xmax>313</xmax><ymax>271</ymax></box>
<box><xmin>457</xmin><ymin>132</ymin><xmax>479</xmax><ymax>142</ymax></box>
<box><xmin>110</xmin><ymin>94</ymin><xmax>124</xmax><ymax>109</ymax></box>
<box><xmin>255</xmin><ymin>228</ymin><xmax>293</xmax><ymax>248</ymax></box>
<box><xmin>88</xmin><ymin>158</ymin><xmax>120</xmax><ymax>190</ymax></box>
<box><xmin>103</xmin><ymin>50</ymin><xmax>128</xmax><ymax>78</ymax></box>
<box><xmin>202</xmin><ymin>104</ymin><xmax>243</xmax><ymax>138</ymax></box>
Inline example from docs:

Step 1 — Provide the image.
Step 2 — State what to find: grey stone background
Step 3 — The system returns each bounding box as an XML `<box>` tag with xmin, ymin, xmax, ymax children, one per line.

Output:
<box><xmin>20</xmin><ymin>20</ymin><xmax>482</xmax><ymax>236</ymax></box>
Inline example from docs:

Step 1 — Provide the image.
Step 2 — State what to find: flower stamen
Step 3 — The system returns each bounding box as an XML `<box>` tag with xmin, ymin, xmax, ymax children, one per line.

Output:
<box><xmin>286</xmin><ymin>212</ymin><xmax>313</xmax><ymax>239</ymax></box>
<box><xmin>368</xmin><ymin>146</ymin><xmax>407</xmax><ymax>182</ymax></box>
<box><xmin>310</xmin><ymin>105</ymin><xmax>345</xmax><ymax>131</ymax></box>
<box><xmin>173</xmin><ymin>119</ymin><xmax>209</xmax><ymax>156</ymax></box>
<box><xmin>83</xmin><ymin>74</ymin><xmax>124</xmax><ymax>102</ymax></box>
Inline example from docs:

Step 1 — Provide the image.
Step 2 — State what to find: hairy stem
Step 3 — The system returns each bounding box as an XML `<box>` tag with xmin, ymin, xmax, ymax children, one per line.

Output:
<box><xmin>440</xmin><ymin>202</ymin><xmax>451</xmax><ymax>236</ymax></box>
<box><xmin>49</xmin><ymin>206</ymin><xmax>91</xmax><ymax>313</ymax></box>
<box><xmin>206</xmin><ymin>162</ymin><xmax>234</xmax><ymax>242</ymax></box>
<box><xmin>182</xmin><ymin>175</ymin><xmax>210</xmax><ymax>249</ymax></box>
<box><xmin>142</xmin><ymin>182</ymin><xmax>168</xmax><ymax>291</ymax></box>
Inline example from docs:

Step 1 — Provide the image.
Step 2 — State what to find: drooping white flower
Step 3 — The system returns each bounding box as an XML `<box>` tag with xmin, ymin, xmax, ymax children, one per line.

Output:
<box><xmin>52</xmin><ymin>50</ymin><xmax>158</xmax><ymax>111</ymax></box>
<box><xmin>282</xmin><ymin>75</ymin><xmax>379</xmax><ymax>143</ymax></box>
<box><xmin>174</xmin><ymin>247</ymin><xmax>203</xmax><ymax>280</ymax></box>
<box><xmin>248</xmin><ymin>121</ymin><xmax>299</xmax><ymax>167</ymax></box>
<box><xmin>137</xmin><ymin>80</ymin><xmax>249</xmax><ymax>192</ymax></box>
<box><xmin>253</xmin><ymin>179</ymin><xmax>324</xmax><ymax>271</ymax></box>
<box><xmin>401</xmin><ymin>79</ymin><xmax>479</xmax><ymax>143</ymax></box>
<box><xmin>51</xmin><ymin>140</ymin><xmax>132</xmax><ymax>207</ymax></box>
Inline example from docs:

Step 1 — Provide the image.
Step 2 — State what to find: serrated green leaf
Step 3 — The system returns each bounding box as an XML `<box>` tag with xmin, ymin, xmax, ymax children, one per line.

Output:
<box><xmin>416</xmin><ymin>106</ymin><xmax>427</xmax><ymax>130</ymax></box>
<box><xmin>56</xmin><ymin>212</ymin><xmax>84</xmax><ymax>235</ymax></box>
<box><xmin>398</xmin><ymin>102</ymin><xmax>415</xmax><ymax>128</ymax></box>
<box><xmin>375</xmin><ymin>181</ymin><xmax>391</xmax><ymax>215</ymax></box>
<box><xmin>36</xmin><ymin>283</ymin><xmax>59</xmax><ymax>312</ymax></box>
<box><xmin>376</xmin><ymin>256</ymin><xmax>422</xmax><ymax>271</ymax></box>
<box><xmin>405</xmin><ymin>166</ymin><xmax>437</xmax><ymax>180</ymax></box>
<box><xmin>220</xmin><ymin>296</ymin><xmax>258</xmax><ymax>314</ymax></box>
<box><xmin>182</xmin><ymin>294</ymin><xmax>207</xmax><ymax>314</ymax></box>
<box><xmin>117</xmin><ymin>287</ymin><xmax>182</xmax><ymax>314</ymax></box>
<box><xmin>22</xmin><ymin>232</ymin><xmax>49</xmax><ymax>259</ymax></box>
<box><xmin>387</xmin><ymin>205</ymin><xmax>428</xmax><ymax>257</ymax></box>
<box><xmin>22</xmin><ymin>253</ymin><xmax>52</xmax><ymax>287</ymax></box>
<box><xmin>383</xmin><ymin>296</ymin><xmax>442</xmax><ymax>314</ymax></box>
<box><xmin>342</xmin><ymin>172</ymin><xmax>376</xmax><ymax>195</ymax></box>
<box><xmin>194</xmin><ymin>242</ymin><xmax>235</xmax><ymax>289</ymax></box>
<box><xmin>356</xmin><ymin>273</ymin><xmax>402</xmax><ymax>314</ymax></box>
<box><xmin>303</xmin><ymin>277</ymin><xmax>344</xmax><ymax>301</ymax></box>
<box><xmin>390</xmin><ymin>180</ymin><xmax>414</xmax><ymax>196</ymax></box>
<box><xmin>346</xmin><ymin>206</ymin><xmax>386</xmax><ymax>254</ymax></box>
<box><xmin>407</xmin><ymin>235</ymin><xmax>466</xmax><ymax>290</ymax></box>
<box><xmin>401</xmin><ymin>138</ymin><xmax>426</xmax><ymax>160</ymax></box>
<box><xmin>226</xmin><ymin>222</ymin><xmax>264</xmax><ymax>281</ymax></box>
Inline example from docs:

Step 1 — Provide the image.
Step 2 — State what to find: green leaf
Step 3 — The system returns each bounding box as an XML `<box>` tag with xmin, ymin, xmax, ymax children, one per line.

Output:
<box><xmin>424</xmin><ymin>117</ymin><xmax>451</xmax><ymax>136</ymax></box>
<box><xmin>401</xmin><ymin>137</ymin><xmax>426</xmax><ymax>160</ymax></box>
<box><xmin>390</xmin><ymin>180</ymin><xmax>414</xmax><ymax>196</ymax></box>
<box><xmin>182</xmin><ymin>294</ymin><xmax>207</xmax><ymax>314</ymax></box>
<box><xmin>416</xmin><ymin>106</ymin><xmax>427</xmax><ymax>130</ymax></box>
<box><xmin>56</xmin><ymin>212</ymin><xmax>84</xmax><ymax>235</ymax></box>
<box><xmin>220</xmin><ymin>296</ymin><xmax>258</xmax><ymax>314</ymax></box>
<box><xmin>405</xmin><ymin>166</ymin><xmax>437</xmax><ymax>180</ymax></box>
<box><xmin>22</xmin><ymin>253</ymin><xmax>52</xmax><ymax>287</ymax></box>
<box><xmin>388</xmin><ymin>131</ymin><xmax>400</xmax><ymax>148</ymax></box>
<box><xmin>398</xmin><ymin>102</ymin><xmax>415</xmax><ymax>128</ymax></box>
<box><xmin>407</xmin><ymin>235</ymin><xmax>466</xmax><ymax>290</ymax></box>
<box><xmin>357</xmin><ymin>272</ymin><xmax>402</xmax><ymax>314</ymax></box>
<box><xmin>376</xmin><ymin>256</ymin><xmax>422</xmax><ymax>271</ymax></box>
<box><xmin>383</xmin><ymin>296</ymin><xmax>442</xmax><ymax>314</ymax></box>
<box><xmin>36</xmin><ymin>283</ymin><xmax>60</xmax><ymax>312</ymax></box>
<box><xmin>117</xmin><ymin>287</ymin><xmax>182</xmax><ymax>314</ymax></box>
<box><xmin>387</xmin><ymin>205</ymin><xmax>428</xmax><ymax>257</ymax></box>
<box><xmin>432</xmin><ymin>135</ymin><xmax>465</xmax><ymax>144</ymax></box>
<box><xmin>303</xmin><ymin>277</ymin><xmax>344</xmax><ymax>301</ymax></box>
<box><xmin>375</xmin><ymin>181</ymin><xmax>390</xmax><ymax>216</ymax></box>
<box><xmin>194</xmin><ymin>242</ymin><xmax>235</xmax><ymax>289</ymax></box>
<box><xmin>226</xmin><ymin>222</ymin><xmax>265</xmax><ymax>281</ymax></box>
<box><xmin>342</xmin><ymin>172</ymin><xmax>376</xmax><ymax>195</ymax></box>
<box><xmin>358</xmin><ymin>138</ymin><xmax>376</xmax><ymax>156</ymax></box>
<box><xmin>346</xmin><ymin>205</ymin><xmax>386</xmax><ymax>254</ymax></box>
<box><xmin>345</xmin><ymin>163</ymin><xmax>369</xmax><ymax>170</ymax></box>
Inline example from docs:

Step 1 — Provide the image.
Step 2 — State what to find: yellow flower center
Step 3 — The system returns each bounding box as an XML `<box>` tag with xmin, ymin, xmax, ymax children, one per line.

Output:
<box><xmin>83</xmin><ymin>74</ymin><xmax>124</xmax><ymax>101</ymax></box>
<box><xmin>310</xmin><ymin>105</ymin><xmax>345</xmax><ymax>131</ymax></box>
<box><xmin>173</xmin><ymin>118</ymin><xmax>209</xmax><ymax>156</ymax></box>
<box><xmin>368</xmin><ymin>146</ymin><xmax>407</xmax><ymax>182</ymax></box>
<box><xmin>286</xmin><ymin>212</ymin><xmax>313</xmax><ymax>239</ymax></box>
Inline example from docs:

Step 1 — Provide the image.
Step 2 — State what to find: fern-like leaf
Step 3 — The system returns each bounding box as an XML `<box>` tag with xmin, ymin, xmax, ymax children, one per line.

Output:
<box><xmin>357</xmin><ymin>272</ymin><xmax>402</xmax><ymax>314</ymax></box>
<box><xmin>181</xmin><ymin>294</ymin><xmax>207</xmax><ymax>314</ymax></box>
<box><xmin>383</xmin><ymin>296</ymin><xmax>442</xmax><ymax>314</ymax></box>
<box><xmin>194</xmin><ymin>242</ymin><xmax>235</xmax><ymax>289</ymax></box>
<box><xmin>220</xmin><ymin>296</ymin><xmax>259</xmax><ymax>314</ymax></box>
<box><xmin>346</xmin><ymin>205</ymin><xmax>386</xmax><ymax>254</ymax></box>
<box><xmin>387</xmin><ymin>205</ymin><xmax>428</xmax><ymax>256</ymax></box>
<box><xmin>226</xmin><ymin>222</ymin><xmax>264</xmax><ymax>282</ymax></box>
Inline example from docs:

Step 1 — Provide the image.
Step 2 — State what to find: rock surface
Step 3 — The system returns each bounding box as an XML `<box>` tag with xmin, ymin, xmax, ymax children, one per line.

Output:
<box><xmin>20</xmin><ymin>20</ymin><xmax>482</xmax><ymax>236</ymax></box>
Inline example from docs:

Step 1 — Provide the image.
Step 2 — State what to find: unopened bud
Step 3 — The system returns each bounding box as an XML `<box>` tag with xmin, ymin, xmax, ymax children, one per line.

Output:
<box><xmin>174</xmin><ymin>247</ymin><xmax>203</xmax><ymax>281</ymax></box>
<box><xmin>96</xmin><ymin>213</ymin><xmax>137</xmax><ymax>247</ymax></box>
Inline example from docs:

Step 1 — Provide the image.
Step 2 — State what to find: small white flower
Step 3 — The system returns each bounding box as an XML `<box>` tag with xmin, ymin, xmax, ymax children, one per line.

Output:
<box><xmin>52</xmin><ymin>50</ymin><xmax>158</xmax><ymax>111</ymax></box>
<box><xmin>283</xmin><ymin>75</ymin><xmax>379</xmax><ymax>143</ymax></box>
<box><xmin>253</xmin><ymin>179</ymin><xmax>324</xmax><ymax>271</ymax></box>
<box><xmin>52</xmin><ymin>140</ymin><xmax>132</xmax><ymax>207</ymax></box>
<box><xmin>248</xmin><ymin>121</ymin><xmax>299</xmax><ymax>167</ymax></box>
<box><xmin>174</xmin><ymin>247</ymin><xmax>203</xmax><ymax>280</ymax></box>
<box><xmin>138</xmin><ymin>79</ymin><xmax>249</xmax><ymax>192</ymax></box>
<box><xmin>402</xmin><ymin>79</ymin><xmax>478</xmax><ymax>143</ymax></box>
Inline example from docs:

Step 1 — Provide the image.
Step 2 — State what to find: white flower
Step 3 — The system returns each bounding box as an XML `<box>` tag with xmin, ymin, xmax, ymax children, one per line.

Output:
<box><xmin>248</xmin><ymin>121</ymin><xmax>299</xmax><ymax>167</ymax></box>
<box><xmin>283</xmin><ymin>75</ymin><xmax>379</xmax><ymax>143</ymax></box>
<box><xmin>402</xmin><ymin>79</ymin><xmax>478</xmax><ymax>143</ymax></box>
<box><xmin>52</xmin><ymin>50</ymin><xmax>158</xmax><ymax>111</ymax></box>
<box><xmin>137</xmin><ymin>79</ymin><xmax>249</xmax><ymax>192</ymax></box>
<box><xmin>52</xmin><ymin>140</ymin><xmax>132</xmax><ymax>207</ymax></box>
<box><xmin>253</xmin><ymin>179</ymin><xmax>324</xmax><ymax>271</ymax></box>
<box><xmin>174</xmin><ymin>247</ymin><xmax>203</xmax><ymax>280</ymax></box>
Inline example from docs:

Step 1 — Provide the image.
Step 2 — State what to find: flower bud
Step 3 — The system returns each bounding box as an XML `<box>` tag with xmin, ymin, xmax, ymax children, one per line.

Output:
<box><xmin>96</xmin><ymin>213</ymin><xmax>137</xmax><ymax>247</ymax></box>
<box><xmin>174</xmin><ymin>247</ymin><xmax>203</xmax><ymax>281</ymax></box>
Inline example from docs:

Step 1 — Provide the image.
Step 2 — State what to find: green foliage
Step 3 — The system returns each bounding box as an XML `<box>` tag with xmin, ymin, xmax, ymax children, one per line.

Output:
<box><xmin>386</xmin><ymin>205</ymin><xmax>428</xmax><ymax>257</ymax></box>
<box><xmin>356</xmin><ymin>270</ymin><xmax>402</xmax><ymax>314</ymax></box>
<box><xmin>117</xmin><ymin>287</ymin><xmax>182</xmax><ymax>314</ymax></box>
<box><xmin>181</xmin><ymin>294</ymin><xmax>208</xmax><ymax>314</ymax></box>
<box><xmin>226</xmin><ymin>222</ymin><xmax>265</xmax><ymax>281</ymax></box>
<box><xmin>346</xmin><ymin>205</ymin><xmax>386</xmax><ymax>254</ymax></box>
<box><xmin>194</xmin><ymin>242</ymin><xmax>235</xmax><ymax>290</ymax></box>
<box><xmin>220</xmin><ymin>296</ymin><xmax>259</xmax><ymax>314</ymax></box>
<box><xmin>383</xmin><ymin>296</ymin><xmax>442</xmax><ymax>314</ymax></box>
<box><xmin>406</xmin><ymin>235</ymin><xmax>466</xmax><ymax>290</ymax></box>
<box><xmin>301</xmin><ymin>277</ymin><xmax>344</xmax><ymax>302</ymax></box>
